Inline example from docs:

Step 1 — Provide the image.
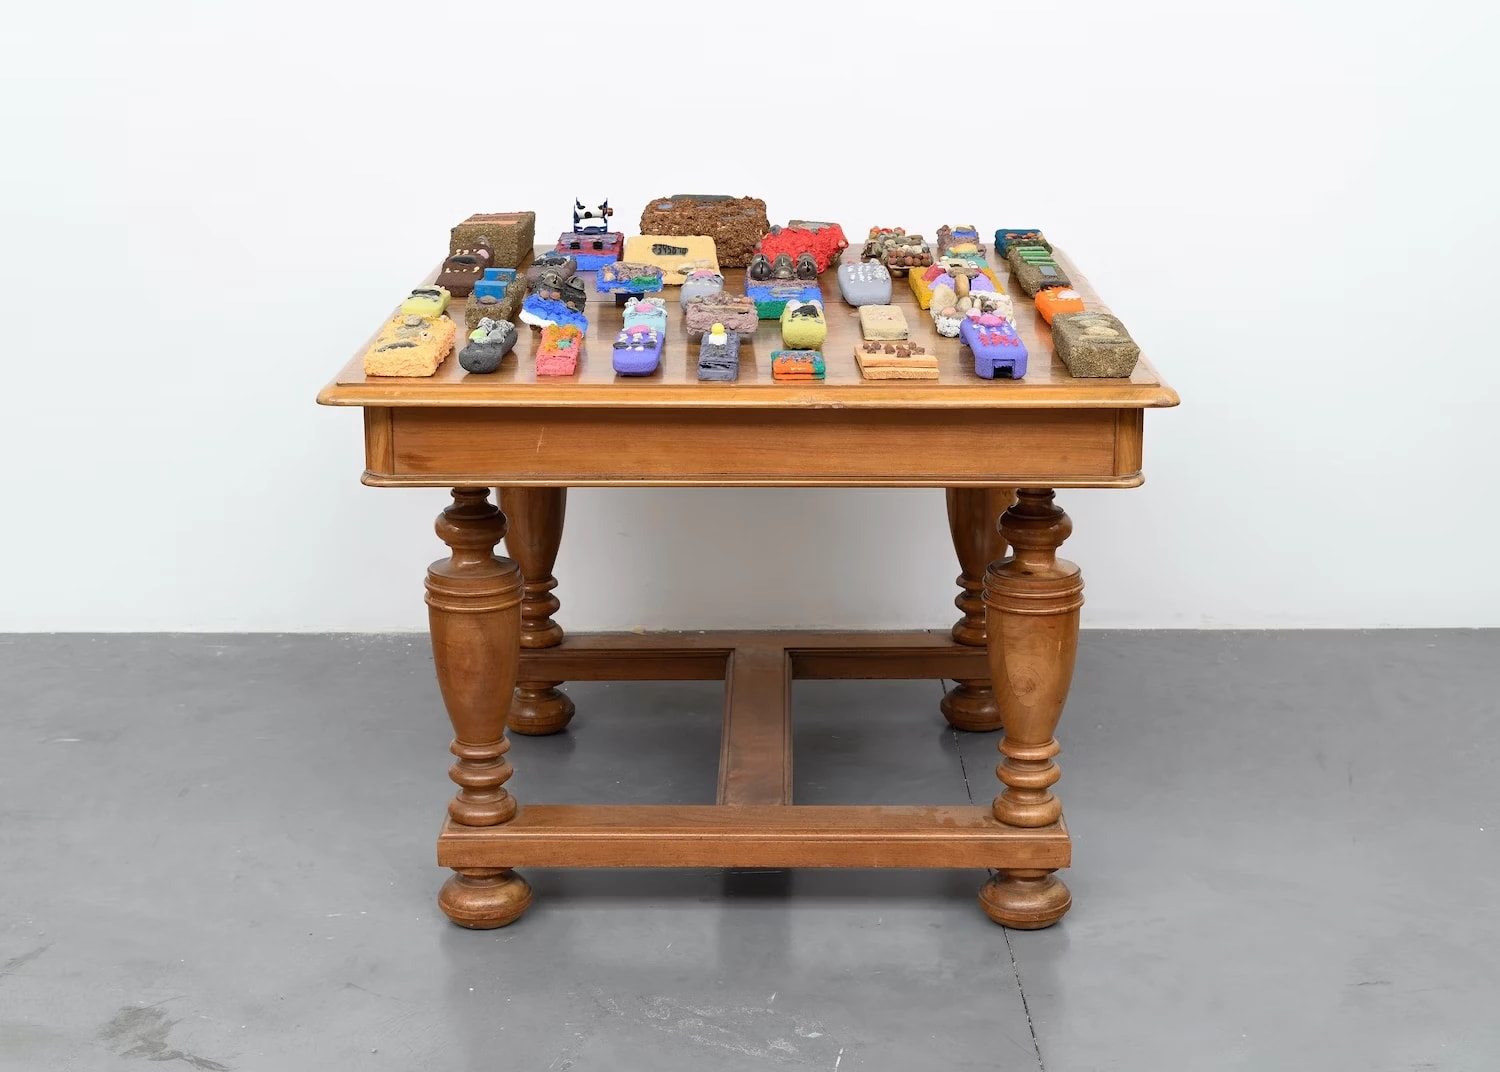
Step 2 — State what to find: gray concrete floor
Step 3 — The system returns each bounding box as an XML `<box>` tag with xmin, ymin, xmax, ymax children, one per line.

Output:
<box><xmin>1</xmin><ymin>632</ymin><xmax>1497</xmax><ymax>1071</ymax></box>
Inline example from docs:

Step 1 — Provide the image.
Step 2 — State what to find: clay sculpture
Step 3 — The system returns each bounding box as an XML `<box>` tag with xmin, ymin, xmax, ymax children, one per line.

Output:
<box><xmin>612</xmin><ymin>324</ymin><xmax>665</xmax><ymax>376</ymax></box>
<box><xmin>520</xmin><ymin>266</ymin><xmax>588</xmax><ymax>330</ymax></box>
<box><xmin>935</xmin><ymin>225</ymin><xmax>986</xmax><ymax>265</ymax></box>
<box><xmin>437</xmin><ymin>247</ymin><xmax>492</xmax><ymax>297</ymax></box>
<box><xmin>621</xmin><ymin>235</ymin><xmax>720</xmax><ymax>285</ymax></box>
<box><xmin>526</xmin><ymin>251</ymin><xmax>577</xmax><ymax>284</ymax></box>
<box><xmin>556</xmin><ymin>229</ymin><xmax>623</xmax><ymax>271</ymax></box>
<box><xmin>858</xmin><ymin>305</ymin><xmax>909</xmax><ymax>341</ymax></box>
<box><xmin>639</xmin><ymin>195</ymin><xmax>770</xmax><ymax>267</ymax></box>
<box><xmin>465</xmin><ymin>268</ymin><xmax>525</xmax><ymax>330</ymax></box>
<box><xmin>1051</xmin><ymin>312</ymin><xmax>1141</xmax><ymax>378</ymax></box>
<box><xmin>535</xmin><ymin>323</ymin><xmax>584</xmax><ymax>376</ymax></box>
<box><xmin>459</xmin><ymin>317</ymin><xmax>519</xmax><ymax>374</ymax></box>
<box><xmin>754</xmin><ymin>222</ymin><xmax>849</xmax><ymax>275</ymax></box>
<box><xmin>1007</xmin><ymin>245</ymin><xmax>1071</xmax><ymax>295</ymax></box>
<box><xmin>1034</xmin><ymin>287</ymin><xmax>1086</xmax><ymax>324</ymax></box>
<box><xmin>861</xmin><ymin>228</ymin><xmax>933</xmax><ymax>275</ymax></box>
<box><xmin>679</xmin><ymin>268</ymin><xmax>725</xmax><ymax>307</ymax></box>
<box><xmin>400</xmin><ymin>285</ymin><xmax>450</xmax><ymax>319</ymax></box>
<box><xmin>993</xmin><ymin>229</ymin><xmax>1049</xmax><ymax>256</ymax></box>
<box><xmin>837</xmin><ymin>261</ymin><xmax>892</xmax><ymax>306</ymax></box>
<box><xmin>696</xmin><ymin>323</ymin><xmax>740</xmax><ymax>381</ymax></box>
<box><xmin>449</xmin><ymin>212</ymin><xmax>536</xmax><ymax>268</ymax></box>
<box><xmin>771</xmin><ymin>350</ymin><xmax>825</xmax><ymax>382</ymax></box>
<box><xmin>780</xmin><ymin>300</ymin><xmax>828</xmax><ymax>349</ymax></box>
<box><xmin>961</xmin><ymin>314</ymin><xmax>1028</xmax><ymax>380</ymax></box>
<box><xmin>596</xmin><ymin>261</ymin><xmax>665</xmax><ymax>302</ymax></box>
<box><xmin>910</xmin><ymin>260</ymin><xmax>1002</xmax><ymax>309</ymax></box>
<box><xmin>684</xmin><ymin>293</ymin><xmax>758</xmax><ymax>339</ymax></box>
<box><xmin>623</xmin><ymin>296</ymin><xmax>669</xmax><ymax>335</ymax></box>
<box><xmin>854</xmin><ymin>340</ymin><xmax>938</xmax><ymax>381</ymax></box>
<box><xmin>931</xmin><ymin>288</ymin><xmax>1013</xmax><ymax>337</ymax></box>
<box><xmin>363</xmin><ymin>313</ymin><xmax>457</xmax><ymax>377</ymax></box>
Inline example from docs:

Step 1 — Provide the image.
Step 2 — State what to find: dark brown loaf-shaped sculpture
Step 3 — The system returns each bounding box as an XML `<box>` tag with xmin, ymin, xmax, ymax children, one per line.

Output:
<box><xmin>638</xmin><ymin>195</ymin><xmax>770</xmax><ymax>267</ymax></box>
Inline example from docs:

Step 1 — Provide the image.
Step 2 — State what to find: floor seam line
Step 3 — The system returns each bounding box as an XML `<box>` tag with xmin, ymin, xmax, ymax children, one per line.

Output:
<box><xmin>1004</xmin><ymin>926</ymin><xmax>1046</xmax><ymax>1071</ymax></box>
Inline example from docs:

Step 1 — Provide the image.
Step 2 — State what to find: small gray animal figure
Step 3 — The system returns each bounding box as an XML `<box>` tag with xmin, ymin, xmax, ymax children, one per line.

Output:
<box><xmin>794</xmin><ymin>252</ymin><xmax>818</xmax><ymax>280</ymax></box>
<box><xmin>460</xmin><ymin>317</ymin><xmax>518</xmax><ymax>374</ymax></box>
<box><xmin>748</xmin><ymin>252</ymin><xmax>771</xmax><ymax>281</ymax></box>
<box><xmin>770</xmin><ymin>253</ymin><xmax>795</xmax><ymax>281</ymax></box>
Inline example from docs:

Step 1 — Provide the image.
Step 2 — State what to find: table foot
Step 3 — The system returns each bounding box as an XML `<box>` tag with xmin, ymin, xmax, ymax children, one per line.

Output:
<box><xmin>940</xmin><ymin>680</ymin><xmax>1002</xmax><ymax>733</ymax></box>
<box><xmin>509</xmin><ymin>684</ymin><xmax>575</xmax><ymax>736</ymax></box>
<box><xmin>978</xmin><ymin>870</ymin><xmax>1071</xmax><ymax>929</ymax></box>
<box><xmin>439</xmin><ymin>868</ymin><xmax>533</xmax><ymax>929</ymax></box>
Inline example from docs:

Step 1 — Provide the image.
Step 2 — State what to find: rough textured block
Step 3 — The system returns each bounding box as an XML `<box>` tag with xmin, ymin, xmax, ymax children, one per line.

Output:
<box><xmin>363</xmin><ymin>314</ymin><xmax>457</xmax><ymax>377</ymax></box>
<box><xmin>621</xmin><ymin>235</ymin><xmax>720</xmax><ymax>285</ymax></box>
<box><xmin>780</xmin><ymin>300</ymin><xmax>828</xmax><ymax>349</ymax></box>
<box><xmin>858</xmin><ymin>305</ymin><xmax>909</xmax><ymax>341</ymax></box>
<box><xmin>1007</xmin><ymin>247</ymin><xmax>1071</xmax><ymax>295</ymax></box>
<box><xmin>1051</xmin><ymin>312</ymin><xmax>1141</xmax><ymax>378</ymax></box>
<box><xmin>639</xmin><ymin>195</ymin><xmax>770</xmax><ymax>267</ymax></box>
<box><xmin>771</xmin><ymin>350</ymin><xmax>825</xmax><ymax>381</ymax></box>
<box><xmin>684</xmin><ymin>294</ymin><xmax>758</xmax><ymax>339</ymax></box>
<box><xmin>464</xmin><ymin>273</ymin><xmax>525</xmax><ymax>330</ymax></box>
<box><xmin>449</xmin><ymin>212</ymin><xmax>536</xmax><ymax>268</ymax></box>
<box><xmin>854</xmin><ymin>340</ymin><xmax>938</xmax><ymax>380</ymax></box>
<box><xmin>535</xmin><ymin>323</ymin><xmax>583</xmax><ymax>377</ymax></box>
<box><xmin>837</xmin><ymin>261</ymin><xmax>892</xmax><ymax>306</ymax></box>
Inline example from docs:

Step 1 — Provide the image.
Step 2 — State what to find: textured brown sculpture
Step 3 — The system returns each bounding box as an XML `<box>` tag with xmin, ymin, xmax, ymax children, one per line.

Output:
<box><xmin>638</xmin><ymin>195</ymin><xmax>770</xmax><ymax>267</ymax></box>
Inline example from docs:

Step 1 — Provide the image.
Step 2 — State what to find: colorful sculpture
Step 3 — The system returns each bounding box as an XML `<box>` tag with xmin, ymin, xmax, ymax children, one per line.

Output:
<box><xmin>961</xmin><ymin>314</ymin><xmax>1028</xmax><ymax>380</ymax></box>
<box><xmin>612</xmin><ymin>324</ymin><xmax>665</xmax><ymax>376</ymax></box>
<box><xmin>459</xmin><ymin>317</ymin><xmax>519</xmax><ymax>374</ymax></box>
<box><xmin>697</xmin><ymin>323</ymin><xmax>740</xmax><ymax>381</ymax></box>
<box><xmin>363</xmin><ymin>313</ymin><xmax>457</xmax><ymax>378</ymax></box>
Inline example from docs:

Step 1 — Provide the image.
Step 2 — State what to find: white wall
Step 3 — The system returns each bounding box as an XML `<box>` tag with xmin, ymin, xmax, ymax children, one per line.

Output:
<box><xmin>4</xmin><ymin>1</ymin><xmax>1497</xmax><ymax>631</ymax></box>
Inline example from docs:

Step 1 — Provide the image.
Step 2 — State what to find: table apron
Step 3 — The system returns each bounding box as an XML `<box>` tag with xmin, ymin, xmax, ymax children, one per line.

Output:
<box><xmin>363</xmin><ymin>406</ymin><xmax>1147</xmax><ymax>488</ymax></box>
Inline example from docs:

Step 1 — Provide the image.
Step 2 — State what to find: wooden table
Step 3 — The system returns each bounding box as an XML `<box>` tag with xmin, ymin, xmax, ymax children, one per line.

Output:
<box><xmin>318</xmin><ymin>244</ymin><xmax>1178</xmax><ymax>930</ymax></box>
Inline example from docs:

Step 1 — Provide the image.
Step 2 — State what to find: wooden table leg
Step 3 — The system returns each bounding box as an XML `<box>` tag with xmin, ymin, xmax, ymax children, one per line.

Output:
<box><xmin>978</xmin><ymin>489</ymin><xmax>1082</xmax><ymax>929</ymax></box>
<box><xmin>499</xmin><ymin>487</ymin><xmax>575</xmax><ymax>736</ymax></box>
<box><xmin>941</xmin><ymin>487</ymin><xmax>1016</xmax><ymax>732</ymax></box>
<box><xmin>426</xmin><ymin>489</ymin><xmax>532</xmax><ymax>929</ymax></box>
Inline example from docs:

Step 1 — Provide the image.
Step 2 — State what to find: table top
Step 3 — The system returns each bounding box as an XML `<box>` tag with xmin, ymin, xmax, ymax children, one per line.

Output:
<box><xmin>318</xmin><ymin>244</ymin><xmax>1177</xmax><ymax>411</ymax></box>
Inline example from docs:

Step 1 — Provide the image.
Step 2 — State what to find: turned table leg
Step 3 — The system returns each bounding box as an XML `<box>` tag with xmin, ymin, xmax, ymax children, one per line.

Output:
<box><xmin>941</xmin><ymin>487</ymin><xmax>1017</xmax><ymax>732</ymax></box>
<box><xmin>499</xmin><ymin>487</ymin><xmax>574</xmax><ymax>736</ymax></box>
<box><xmin>978</xmin><ymin>489</ymin><xmax>1082</xmax><ymax>929</ymax></box>
<box><xmin>426</xmin><ymin>489</ymin><xmax>532</xmax><ymax>928</ymax></box>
